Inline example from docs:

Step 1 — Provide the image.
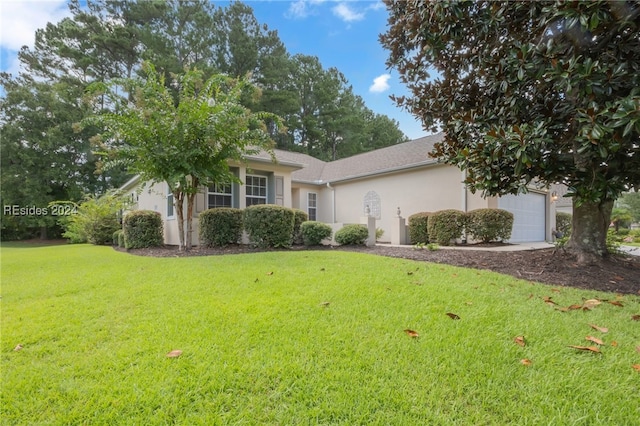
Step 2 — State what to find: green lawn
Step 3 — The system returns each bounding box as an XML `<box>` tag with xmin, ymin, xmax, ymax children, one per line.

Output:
<box><xmin>2</xmin><ymin>243</ymin><xmax>639</xmax><ymax>424</ymax></box>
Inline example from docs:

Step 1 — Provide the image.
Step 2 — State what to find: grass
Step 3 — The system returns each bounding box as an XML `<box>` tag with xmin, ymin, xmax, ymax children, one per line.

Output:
<box><xmin>1</xmin><ymin>243</ymin><xmax>639</xmax><ymax>425</ymax></box>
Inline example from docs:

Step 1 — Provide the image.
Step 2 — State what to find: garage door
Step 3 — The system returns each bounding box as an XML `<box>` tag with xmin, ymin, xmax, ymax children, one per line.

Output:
<box><xmin>498</xmin><ymin>193</ymin><xmax>546</xmax><ymax>242</ymax></box>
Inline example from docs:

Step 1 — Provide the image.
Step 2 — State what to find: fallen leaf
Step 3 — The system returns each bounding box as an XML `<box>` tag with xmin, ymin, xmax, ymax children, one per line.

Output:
<box><xmin>266</xmin><ymin>272</ymin><xmax>274</xmax><ymax>276</ymax></box>
<box><xmin>585</xmin><ymin>336</ymin><xmax>604</xmax><ymax>345</ymax></box>
<box><xmin>13</xmin><ymin>344</ymin><xmax>23</xmax><ymax>351</ymax></box>
<box><xmin>613</xmin><ymin>275</ymin><xmax>624</xmax><ymax>281</ymax></box>
<box><xmin>319</xmin><ymin>301</ymin><xmax>330</xmax><ymax>307</ymax></box>
<box><xmin>551</xmin><ymin>288</ymin><xmax>561</xmax><ymax>293</ymax></box>
<box><xmin>404</xmin><ymin>329</ymin><xmax>419</xmax><ymax>338</ymax></box>
<box><xmin>254</xmin><ymin>278</ymin><xmax>259</xmax><ymax>283</ymax></box>
<box><xmin>611</xmin><ymin>341</ymin><xmax>618</xmax><ymax>347</ymax></box>
<box><xmin>589</xmin><ymin>323</ymin><xmax>608</xmax><ymax>333</ymax></box>
<box><xmin>320</xmin><ymin>268</ymin><xmax>325</xmax><ymax>271</ymax></box>
<box><xmin>514</xmin><ymin>336</ymin><xmax>526</xmax><ymax>347</ymax></box>
<box><xmin>633</xmin><ymin>364</ymin><xmax>640</xmax><ymax>372</ymax></box>
<box><xmin>166</xmin><ymin>350</ymin><xmax>183</xmax><ymax>358</ymax></box>
<box><xmin>568</xmin><ymin>345</ymin><xmax>601</xmax><ymax>354</ymax></box>
<box><xmin>543</xmin><ymin>296</ymin><xmax>557</xmax><ymax>306</ymax></box>
<box><xmin>636</xmin><ymin>346</ymin><xmax>640</xmax><ymax>354</ymax></box>
<box><xmin>608</xmin><ymin>300</ymin><xmax>624</xmax><ymax>307</ymax></box>
<box><xmin>583</xmin><ymin>299</ymin><xmax>602</xmax><ymax>309</ymax></box>
<box><xmin>446</xmin><ymin>312</ymin><xmax>460</xmax><ymax>320</ymax></box>
<box><xmin>527</xmin><ymin>293</ymin><xmax>534</xmax><ymax>300</ymax></box>
<box><xmin>632</xmin><ymin>315</ymin><xmax>640</xmax><ymax>321</ymax></box>
<box><xmin>465</xmin><ymin>301</ymin><xmax>473</xmax><ymax>305</ymax></box>
<box><xmin>407</xmin><ymin>271</ymin><xmax>413</xmax><ymax>275</ymax></box>
<box><xmin>567</xmin><ymin>304</ymin><xmax>583</xmax><ymax>310</ymax></box>
<box><xmin>520</xmin><ymin>358</ymin><xmax>532</xmax><ymax>366</ymax></box>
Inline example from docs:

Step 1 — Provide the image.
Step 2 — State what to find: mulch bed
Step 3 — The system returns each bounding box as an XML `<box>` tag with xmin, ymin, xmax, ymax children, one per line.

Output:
<box><xmin>120</xmin><ymin>243</ymin><xmax>640</xmax><ymax>295</ymax></box>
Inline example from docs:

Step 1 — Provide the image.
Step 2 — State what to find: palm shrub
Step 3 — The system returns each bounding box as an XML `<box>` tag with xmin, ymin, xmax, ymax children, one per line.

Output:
<box><xmin>300</xmin><ymin>221</ymin><xmax>332</xmax><ymax>246</ymax></box>
<box><xmin>292</xmin><ymin>209</ymin><xmax>309</xmax><ymax>245</ymax></box>
<box><xmin>123</xmin><ymin>210</ymin><xmax>163</xmax><ymax>249</ymax></box>
<box><xmin>335</xmin><ymin>224</ymin><xmax>369</xmax><ymax>245</ymax></box>
<box><xmin>427</xmin><ymin>209</ymin><xmax>466</xmax><ymax>246</ymax></box>
<box><xmin>243</xmin><ymin>205</ymin><xmax>295</xmax><ymax>248</ymax></box>
<box><xmin>408</xmin><ymin>212</ymin><xmax>431</xmax><ymax>244</ymax></box>
<box><xmin>58</xmin><ymin>191</ymin><xmax>126</xmax><ymax>245</ymax></box>
<box><xmin>465</xmin><ymin>209</ymin><xmax>513</xmax><ymax>243</ymax></box>
<box><xmin>199</xmin><ymin>208</ymin><xmax>243</xmax><ymax>247</ymax></box>
<box><xmin>556</xmin><ymin>212</ymin><xmax>572</xmax><ymax>237</ymax></box>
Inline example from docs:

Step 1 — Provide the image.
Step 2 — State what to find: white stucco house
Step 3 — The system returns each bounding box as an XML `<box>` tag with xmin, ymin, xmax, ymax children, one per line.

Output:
<box><xmin>120</xmin><ymin>133</ymin><xmax>557</xmax><ymax>245</ymax></box>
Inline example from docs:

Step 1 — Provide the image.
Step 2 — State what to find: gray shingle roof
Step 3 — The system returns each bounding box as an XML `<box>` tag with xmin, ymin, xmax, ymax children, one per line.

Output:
<box><xmin>257</xmin><ymin>133</ymin><xmax>443</xmax><ymax>185</ymax></box>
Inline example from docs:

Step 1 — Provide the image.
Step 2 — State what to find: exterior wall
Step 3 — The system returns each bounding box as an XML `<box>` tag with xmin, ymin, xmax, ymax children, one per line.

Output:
<box><xmin>329</xmin><ymin>164</ymin><xmax>477</xmax><ymax>240</ymax></box>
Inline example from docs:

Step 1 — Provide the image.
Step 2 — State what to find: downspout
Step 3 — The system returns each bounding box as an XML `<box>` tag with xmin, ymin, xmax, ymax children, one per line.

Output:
<box><xmin>326</xmin><ymin>182</ymin><xmax>335</xmax><ymax>223</ymax></box>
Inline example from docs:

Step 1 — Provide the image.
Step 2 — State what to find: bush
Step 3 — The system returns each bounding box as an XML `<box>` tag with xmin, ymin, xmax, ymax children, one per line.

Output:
<box><xmin>118</xmin><ymin>230</ymin><xmax>125</xmax><ymax>247</ymax></box>
<box><xmin>465</xmin><ymin>209</ymin><xmax>513</xmax><ymax>243</ymax></box>
<box><xmin>408</xmin><ymin>212</ymin><xmax>431</xmax><ymax>244</ymax></box>
<box><xmin>293</xmin><ymin>209</ymin><xmax>309</xmax><ymax>245</ymax></box>
<box><xmin>427</xmin><ymin>209</ymin><xmax>466</xmax><ymax>246</ymax></box>
<box><xmin>376</xmin><ymin>227</ymin><xmax>385</xmax><ymax>241</ymax></box>
<box><xmin>112</xmin><ymin>229</ymin><xmax>123</xmax><ymax>246</ymax></box>
<box><xmin>123</xmin><ymin>210</ymin><xmax>163</xmax><ymax>249</ymax></box>
<box><xmin>59</xmin><ymin>192</ymin><xmax>126</xmax><ymax>245</ymax></box>
<box><xmin>199</xmin><ymin>208</ymin><xmax>243</xmax><ymax>247</ymax></box>
<box><xmin>335</xmin><ymin>224</ymin><xmax>369</xmax><ymax>245</ymax></box>
<box><xmin>300</xmin><ymin>221</ymin><xmax>332</xmax><ymax>246</ymax></box>
<box><xmin>556</xmin><ymin>212</ymin><xmax>572</xmax><ymax>237</ymax></box>
<box><xmin>244</xmin><ymin>205</ymin><xmax>295</xmax><ymax>248</ymax></box>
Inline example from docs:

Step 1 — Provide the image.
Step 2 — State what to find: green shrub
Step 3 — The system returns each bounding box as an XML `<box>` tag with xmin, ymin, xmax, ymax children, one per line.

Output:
<box><xmin>199</xmin><ymin>208</ymin><xmax>243</xmax><ymax>247</ymax></box>
<box><xmin>123</xmin><ymin>210</ymin><xmax>163</xmax><ymax>249</ymax></box>
<box><xmin>292</xmin><ymin>209</ymin><xmax>309</xmax><ymax>245</ymax></box>
<box><xmin>112</xmin><ymin>229</ymin><xmax>123</xmax><ymax>246</ymax></box>
<box><xmin>243</xmin><ymin>205</ymin><xmax>295</xmax><ymax>248</ymax></box>
<box><xmin>408</xmin><ymin>212</ymin><xmax>431</xmax><ymax>244</ymax></box>
<box><xmin>556</xmin><ymin>212</ymin><xmax>572</xmax><ymax>237</ymax></box>
<box><xmin>335</xmin><ymin>224</ymin><xmax>369</xmax><ymax>245</ymax></box>
<box><xmin>427</xmin><ymin>209</ymin><xmax>466</xmax><ymax>246</ymax></box>
<box><xmin>465</xmin><ymin>209</ymin><xmax>513</xmax><ymax>243</ymax></box>
<box><xmin>118</xmin><ymin>230</ymin><xmax>125</xmax><ymax>247</ymax></box>
<box><xmin>59</xmin><ymin>192</ymin><xmax>126</xmax><ymax>245</ymax></box>
<box><xmin>300</xmin><ymin>221</ymin><xmax>332</xmax><ymax>246</ymax></box>
<box><xmin>376</xmin><ymin>227</ymin><xmax>385</xmax><ymax>241</ymax></box>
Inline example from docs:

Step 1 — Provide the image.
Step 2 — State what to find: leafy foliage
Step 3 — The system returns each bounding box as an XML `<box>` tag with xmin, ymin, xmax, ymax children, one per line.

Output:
<box><xmin>408</xmin><ymin>212</ymin><xmax>432</xmax><ymax>244</ymax></box>
<box><xmin>292</xmin><ymin>209</ymin><xmax>309</xmax><ymax>245</ymax></box>
<box><xmin>113</xmin><ymin>229</ymin><xmax>124</xmax><ymax>246</ymax></box>
<box><xmin>123</xmin><ymin>210</ymin><xmax>163</xmax><ymax>249</ymax></box>
<box><xmin>381</xmin><ymin>1</ymin><xmax>640</xmax><ymax>259</ymax></box>
<box><xmin>335</xmin><ymin>224</ymin><xmax>369</xmax><ymax>246</ymax></box>
<box><xmin>300</xmin><ymin>221</ymin><xmax>333</xmax><ymax>246</ymax></box>
<box><xmin>58</xmin><ymin>192</ymin><xmax>125</xmax><ymax>245</ymax></box>
<box><xmin>243</xmin><ymin>205</ymin><xmax>295</xmax><ymax>249</ymax></box>
<box><xmin>427</xmin><ymin>210</ymin><xmax>466</xmax><ymax>246</ymax></box>
<box><xmin>198</xmin><ymin>208</ymin><xmax>243</xmax><ymax>247</ymax></box>
<box><xmin>465</xmin><ymin>209</ymin><xmax>513</xmax><ymax>243</ymax></box>
<box><xmin>556</xmin><ymin>212</ymin><xmax>573</xmax><ymax>237</ymax></box>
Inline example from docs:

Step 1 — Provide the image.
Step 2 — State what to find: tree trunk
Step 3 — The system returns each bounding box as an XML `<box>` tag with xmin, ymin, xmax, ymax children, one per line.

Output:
<box><xmin>186</xmin><ymin>192</ymin><xmax>196</xmax><ymax>251</ymax></box>
<box><xmin>174</xmin><ymin>191</ymin><xmax>186</xmax><ymax>251</ymax></box>
<box><xmin>566</xmin><ymin>199</ymin><xmax>613</xmax><ymax>264</ymax></box>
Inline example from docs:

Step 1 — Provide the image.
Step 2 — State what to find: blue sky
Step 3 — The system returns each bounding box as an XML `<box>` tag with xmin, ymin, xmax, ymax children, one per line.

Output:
<box><xmin>0</xmin><ymin>0</ymin><xmax>426</xmax><ymax>139</ymax></box>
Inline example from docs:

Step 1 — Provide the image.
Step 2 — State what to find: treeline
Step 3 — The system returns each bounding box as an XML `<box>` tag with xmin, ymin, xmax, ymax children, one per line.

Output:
<box><xmin>0</xmin><ymin>0</ymin><xmax>406</xmax><ymax>239</ymax></box>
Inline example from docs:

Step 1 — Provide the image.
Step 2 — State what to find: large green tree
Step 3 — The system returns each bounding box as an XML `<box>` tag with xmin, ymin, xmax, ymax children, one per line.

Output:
<box><xmin>85</xmin><ymin>64</ymin><xmax>281</xmax><ymax>250</ymax></box>
<box><xmin>381</xmin><ymin>0</ymin><xmax>640</xmax><ymax>262</ymax></box>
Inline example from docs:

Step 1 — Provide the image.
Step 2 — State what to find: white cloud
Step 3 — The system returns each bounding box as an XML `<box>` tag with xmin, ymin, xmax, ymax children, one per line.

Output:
<box><xmin>0</xmin><ymin>0</ymin><xmax>70</xmax><ymax>52</ymax></box>
<box><xmin>332</xmin><ymin>3</ymin><xmax>365</xmax><ymax>22</ymax></box>
<box><xmin>286</xmin><ymin>0</ymin><xmax>309</xmax><ymax>19</ymax></box>
<box><xmin>369</xmin><ymin>73</ymin><xmax>391</xmax><ymax>93</ymax></box>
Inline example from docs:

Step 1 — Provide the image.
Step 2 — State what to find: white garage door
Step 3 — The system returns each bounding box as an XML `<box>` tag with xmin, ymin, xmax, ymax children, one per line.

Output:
<box><xmin>498</xmin><ymin>193</ymin><xmax>546</xmax><ymax>242</ymax></box>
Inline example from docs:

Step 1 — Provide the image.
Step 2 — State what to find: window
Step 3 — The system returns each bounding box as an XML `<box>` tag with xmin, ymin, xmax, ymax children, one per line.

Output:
<box><xmin>167</xmin><ymin>186</ymin><xmax>174</xmax><ymax>218</ymax></box>
<box><xmin>307</xmin><ymin>192</ymin><xmax>317</xmax><ymax>221</ymax></box>
<box><xmin>208</xmin><ymin>183</ymin><xmax>232</xmax><ymax>209</ymax></box>
<box><xmin>246</xmin><ymin>175</ymin><xmax>267</xmax><ymax>206</ymax></box>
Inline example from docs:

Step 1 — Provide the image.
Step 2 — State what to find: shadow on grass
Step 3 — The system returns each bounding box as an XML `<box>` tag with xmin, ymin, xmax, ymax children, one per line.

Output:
<box><xmin>1</xmin><ymin>239</ymin><xmax>70</xmax><ymax>248</ymax></box>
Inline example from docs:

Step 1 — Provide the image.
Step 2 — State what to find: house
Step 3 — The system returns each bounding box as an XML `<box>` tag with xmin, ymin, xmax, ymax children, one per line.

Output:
<box><xmin>120</xmin><ymin>133</ymin><xmax>557</xmax><ymax>245</ymax></box>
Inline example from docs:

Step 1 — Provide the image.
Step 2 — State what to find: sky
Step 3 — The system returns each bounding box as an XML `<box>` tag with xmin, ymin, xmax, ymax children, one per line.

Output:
<box><xmin>0</xmin><ymin>0</ymin><xmax>426</xmax><ymax>140</ymax></box>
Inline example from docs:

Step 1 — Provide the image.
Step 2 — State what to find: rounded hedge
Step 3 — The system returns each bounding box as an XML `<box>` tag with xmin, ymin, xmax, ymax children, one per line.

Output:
<box><xmin>199</xmin><ymin>208</ymin><xmax>243</xmax><ymax>247</ymax></box>
<box><xmin>335</xmin><ymin>224</ymin><xmax>369</xmax><ymax>245</ymax></box>
<box><xmin>408</xmin><ymin>212</ymin><xmax>431</xmax><ymax>244</ymax></box>
<box><xmin>556</xmin><ymin>212</ymin><xmax>572</xmax><ymax>237</ymax></box>
<box><xmin>244</xmin><ymin>204</ymin><xmax>295</xmax><ymax>248</ymax></box>
<box><xmin>292</xmin><ymin>209</ymin><xmax>309</xmax><ymax>245</ymax></box>
<box><xmin>123</xmin><ymin>210</ymin><xmax>163</xmax><ymax>249</ymax></box>
<box><xmin>465</xmin><ymin>208</ymin><xmax>513</xmax><ymax>243</ymax></box>
<box><xmin>427</xmin><ymin>209</ymin><xmax>466</xmax><ymax>246</ymax></box>
<box><xmin>112</xmin><ymin>229</ymin><xmax>123</xmax><ymax>246</ymax></box>
<box><xmin>300</xmin><ymin>221</ymin><xmax>332</xmax><ymax>246</ymax></box>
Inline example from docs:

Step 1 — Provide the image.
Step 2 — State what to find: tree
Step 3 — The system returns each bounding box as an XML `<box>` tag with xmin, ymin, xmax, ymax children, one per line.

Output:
<box><xmin>618</xmin><ymin>191</ymin><xmax>640</xmax><ymax>223</ymax></box>
<box><xmin>381</xmin><ymin>1</ymin><xmax>640</xmax><ymax>262</ymax></box>
<box><xmin>85</xmin><ymin>63</ymin><xmax>281</xmax><ymax>250</ymax></box>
